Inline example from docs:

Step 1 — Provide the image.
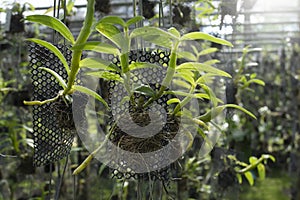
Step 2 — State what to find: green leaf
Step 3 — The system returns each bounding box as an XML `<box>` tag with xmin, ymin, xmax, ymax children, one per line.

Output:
<box><xmin>39</xmin><ymin>67</ymin><xmax>67</xmax><ymax>89</ymax></box>
<box><xmin>199</xmin><ymin>48</ymin><xmax>218</xmax><ymax>56</ymax></box>
<box><xmin>96</xmin><ymin>23</ymin><xmax>123</xmax><ymax>48</ymax></box>
<box><xmin>126</xmin><ymin>16</ymin><xmax>144</xmax><ymax>27</ymax></box>
<box><xmin>244</xmin><ymin>171</ymin><xmax>254</xmax><ymax>186</ymax></box>
<box><xmin>164</xmin><ymin>91</ymin><xmax>206</xmax><ymax>99</ymax></box>
<box><xmin>167</xmin><ymin>98</ymin><xmax>180</xmax><ymax>105</ymax></box>
<box><xmin>73</xmin><ymin>85</ymin><xmax>108</xmax><ymax>108</ymax></box>
<box><xmin>204</xmin><ymin>59</ymin><xmax>220</xmax><ymax>65</ymax></box>
<box><xmin>236</xmin><ymin>173</ymin><xmax>243</xmax><ymax>184</ymax></box>
<box><xmin>27</xmin><ymin>38</ymin><xmax>70</xmax><ymax>74</ymax></box>
<box><xmin>66</xmin><ymin>0</ymin><xmax>75</xmax><ymax>14</ymax></box>
<box><xmin>192</xmin><ymin>118</ymin><xmax>209</xmax><ymax>130</ymax></box>
<box><xmin>130</xmin><ymin>27</ymin><xmax>177</xmax><ymax>48</ymax></box>
<box><xmin>248</xmin><ymin>79</ymin><xmax>265</xmax><ymax>86</ymax></box>
<box><xmin>198</xmin><ymin>106</ymin><xmax>225</xmax><ymax>122</ymax></box>
<box><xmin>168</xmin><ymin>27</ymin><xmax>181</xmax><ymax>38</ymax></box>
<box><xmin>128</xmin><ymin>62</ymin><xmax>159</xmax><ymax>71</ymax></box>
<box><xmin>79</xmin><ymin>58</ymin><xmax>119</xmax><ymax>72</ymax></box>
<box><xmin>141</xmin><ymin>35</ymin><xmax>173</xmax><ymax>49</ymax></box>
<box><xmin>194</xmin><ymin>93</ymin><xmax>210</xmax><ymax>99</ymax></box>
<box><xmin>249</xmin><ymin>156</ymin><xmax>258</xmax><ymax>164</ymax></box>
<box><xmin>25</xmin><ymin>15</ymin><xmax>75</xmax><ymax>44</ymax></box>
<box><xmin>177</xmin><ymin>51</ymin><xmax>197</xmax><ymax>61</ymax></box>
<box><xmin>262</xmin><ymin>154</ymin><xmax>276</xmax><ymax>162</ymax></box>
<box><xmin>173</xmin><ymin>79</ymin><xmax>192</xmax><ymax>89</ymax></box>
<box><xmin>99</xmin><ymin>16</ymin><xmax>126</xmax><ymax>27</ymax></box>
<box><xmin>177</xmin><ymin>62</ymin><xmax>231</xmax><ymax>78</ymax></box>
<box><xmin>257</xmin><ymin>163</ymin><xmax>266</xmax><ymax>180</ymax></box>
<box><xmin>134</xmin><ymin>84</ymin><xmax>155</xmax><ymax>97</ymax></box>
<box><xmin>86</xmin><ymin>71</ymin><xmax>123</xmax><ymax>82</ymax></box>
<box><xmin>71</xmin><ymin>41</ymin><xmax>120</xmax><ymax>55</ymax></box>
<box><xmin>175</xmin><ymin>70</ymin><xmax>195</xmax><ymax>86</ymax></box>
<box><xmin>181</xmin><ymin>32</ymin><xmax>233</xmax><ymax>47</ymax></box>
<box><xmin>198</xmin><ymin>84</ymin><xmax>218</xmax><ymax>107</ymax></box>
<box><xmin>131</xmin><ymin>27</ymin><xmax>178</xmax><ymax>40</ymax></box>
<box><xmin>250</xmin><ymin>73</ymin><xmax>257</xmax><ymax>79</ymax></box>
<box><xmin>222</xmin><ymin>104</ymin><xmax>256</xmax><ymax>119</ymax></box>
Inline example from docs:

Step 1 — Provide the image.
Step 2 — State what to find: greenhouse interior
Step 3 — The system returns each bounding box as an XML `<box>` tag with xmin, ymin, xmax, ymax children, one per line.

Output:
<box><xmin>0</xmin><ymin>0</ymin><xmax>299</xmax><ymax>199</ymax></box>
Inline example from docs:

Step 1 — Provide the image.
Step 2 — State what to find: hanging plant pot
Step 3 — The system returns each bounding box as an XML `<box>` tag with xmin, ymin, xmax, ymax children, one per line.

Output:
<box><xmin>142</xmin><ymin>0</ymin><xmax>155</xmax><ymax>19</ymax></box>
<box><xmin>5</xmin><ymin>10</ymin><xmax>24</xmax><ymax>33</ymax></box>
<box><xmin>105</xmin><ymin>50</ymin><xmax>182</xmax><ymax>180</ymax></box>
<box><xmin>95</xmin><ymin>0</ymin><xmax>111</xmax><ymax>14</ymax></box>
<box><xmin>220</xmin><ymin>0</ymin><xmax>238</xmax><ymax>16</ymax></box>
<box><xmin>28</xmin><ymin>43</ymin><xmax>79</xmax><ymax>167</ymax></box>
<box><xmin>172</xmin><ymin>3</ymin><xmax>191</xmax><ymax>26</ymax></box>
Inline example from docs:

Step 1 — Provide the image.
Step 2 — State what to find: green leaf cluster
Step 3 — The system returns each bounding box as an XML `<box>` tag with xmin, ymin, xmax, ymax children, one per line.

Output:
<box><xmin>228</xmin><ymin>154</ymin><xmax>276</xmax><ymax>186</ymax></box>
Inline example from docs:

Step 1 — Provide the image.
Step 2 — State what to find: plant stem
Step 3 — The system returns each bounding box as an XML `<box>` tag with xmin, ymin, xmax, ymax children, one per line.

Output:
<box><xmin>172</xmin><ymin>84</ymin><xmax>195</xmax><ymax>115</ymax></box>
<box><xmin>143</xmin><ymin>40</ymin><xmax>180</xmax><ymax>108</ymax></box>
<box><xmin>64</xmin><ymin>0</ymin><xmax>95</xmax><ymax>95</ymax></box>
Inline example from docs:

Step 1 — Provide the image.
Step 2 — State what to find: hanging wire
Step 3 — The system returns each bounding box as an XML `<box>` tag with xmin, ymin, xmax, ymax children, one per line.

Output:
<box><xmin>158</xmin><ymin>0</ymin><xmax>164</xmax><ymax>27</ymax></box>
<box><xmin>54</xmin><ymin>157</ymin><xmax>69</xmax><ymax>200</ymax></box>
<box><xmin>169</xmin><ymin>0</ymin><xmax>173</xmax><ymax>27</ymax></box>
<box><xmin>73</xmin><ymin>175</ymin><xmax>76</xmax><ymax>200</ymax></box>
<box><xmin>47</xmin><ymin>163</ymin><xmax>53</xmax><ymax>200</ymax></box>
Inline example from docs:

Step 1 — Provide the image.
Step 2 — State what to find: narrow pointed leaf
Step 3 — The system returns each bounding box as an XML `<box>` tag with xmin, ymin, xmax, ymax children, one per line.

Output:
<box><xmin>175</xmin><ymin>71</ymin><xmax>195</xmax><ymax>86</ymax></box>
<box><xmin>168</xmin><ymin>27</ymin><xmax>181</xmax><ymax>38</ymax></box>
<box><xmin>25</xmin><ymin>15</ymin><xmax>75</xmax><ymax>44</ymax></box>
<box><xmin>131</xmin><ymin>27</ymin><xmax>178</xmax><ymax>40</ymax></box>
<box><xmin>199</xmin><ymin>48</ymin><xmax>218</xmax><ymax>56</ymax></box>
<box><xmin>73</xmin><ymin>85</ymin><xmax>108</xmax><ymax>108</ymax></box>
<box><xmin>204</xmin><ymin>59</ymin><xmax>220</xmax><ymax>65</ymax></box>
<box><xmin>130</xmin><ymin>27</ymin><xmax>177</xmax><ymax>48</ymax></box>
<box><xmin>96</xmin><ymin>23</ymin><xmax>123</xmax><ymax>48</ymax></box>
<box><xmin>199</xmin><ymin>84</ymin><xmax>218</xmax><ymax>107</ymax></box>
<box><xmin>173</xmin><ymin>79</ymin><xmax>192</xmax><ymax>89</ymax></box>
<box><xmin>257</xmin><ymin>163</ymin><xmax>266</xmax><ymax>180</ymax></box>
<box><xmin>79</xmin><ymin>58</ymin><xmax>119</xmax><ymax>72</ymax></box>
<box><xmin>167</xmin><ymin>98</ymin><xmax>180</xmax><ymax>105</ymax></box>
<box><xmin>99</xmin><ymin>16</ymin><xmax>126</xmax><ymax>27</ymax></box>
<box><xmin>223</xmin><ymin>104</ymin><xmax>256</xmax><ymax>119</ymax></box>
<box><xmin>244</xmin><ymin>171</ymin><xmax>254</xmax><ymax>186</ymax></box>
<box><xmin>126</xmin><ymin>16</ymin><xmax>144</xmax><ymax>27</ymax></box>
<box><xmin>262</xmin><ymin>154</ymin><xmax>276</xmax><ymax>162</ymax></box>
<box><xmin>236</xmin><ymin>173</ymin><xmax>243</xmax><ymax>184</ymax></box>
<box><xmin>86</xmin><ymin>71</ymin><xmax>123</xmax><ymax>82</ymax></box>
<box><xmin>28</xmin><ymin>38</ymin><xmax>70</xmax><ymax>73</ymax></box>
<box><xmin>177</xmin><ymin>62</ymin><xmax>231</xmax><ymax>77</ymax></box>
<box><xmin>39</xmin><ymin>67</ymin><xmax>67</xmax><ymax>89</ymax></box>
<box><xmin>164</xmin><ymin>91</ymin><xmax>207</xmax><ymax>99</ymax></box>
<box><xmin>71</xmin><ymin>41</ymin><xmax>120</xmax><ymax>55</ymax></box>
<box><xmin>134</xmin><ymin>85</ymin><xmax>155</xmax><ymax>97</ymax></box>
<box><xmin>248</xmin><ymin>79</ymin><xmax>265</xmax><ymax>86</ymax></box>
<box><xmin>249</xmin><ymin>156</ymin><xmax>258</xmax><ymax>164</ymax></box>
<box><xmin>177</xmin><ymin>51</ymin><xmax>197</xmax><ymax>61</ymax></box>
<box><xmin>129</xmin><ymin>62</ymin><xmax>159</xmax><ymax>71</ymax></box>
<box><xmin>181</xmin><ymin>32</ymin><xmax>233</xmax><ymax>47</ymax></box>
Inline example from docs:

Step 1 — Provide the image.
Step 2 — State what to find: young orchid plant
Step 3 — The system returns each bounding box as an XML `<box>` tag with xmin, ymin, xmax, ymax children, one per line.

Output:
<box><xmin>24</xmin><ymin>0</ymin><xmax>108</xmax><ymax>108</ymax></box>
<box><xmin>70</xmin><ymin>15</ymin><xmax>257</xmax><ymax>174</ymax></box>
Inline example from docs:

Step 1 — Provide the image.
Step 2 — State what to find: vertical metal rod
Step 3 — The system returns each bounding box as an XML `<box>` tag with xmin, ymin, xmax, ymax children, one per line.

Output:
<box><xmin>169</xmin><ymin>0</ymin><xmax>172</xmax><ymax>27</ymax></box>
<box><xmin>158</xmin><ymin>0</ymin><xmax>162</xmax><ymax>27</ymax></box>
<box><xmin>138</xmin><ymin>0</ymin><xmax>144</xmax><ymax>50</ymax></box>
<box><xmin>52</xmin><ymin>0</ymin><xmax>57</xmax><ymax>42</ymax></box>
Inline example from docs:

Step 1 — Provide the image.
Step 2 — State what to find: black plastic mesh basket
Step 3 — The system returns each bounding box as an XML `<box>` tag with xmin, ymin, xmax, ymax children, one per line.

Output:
<box><xmin>105</xmin><ymin>50</ymin><xmax>181</xmax><ymax>181</ymax></box>
<box><xmin>28</xmin><ymin>43</ymin><xmax>75</xmax><ymax>166</ymax></box>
